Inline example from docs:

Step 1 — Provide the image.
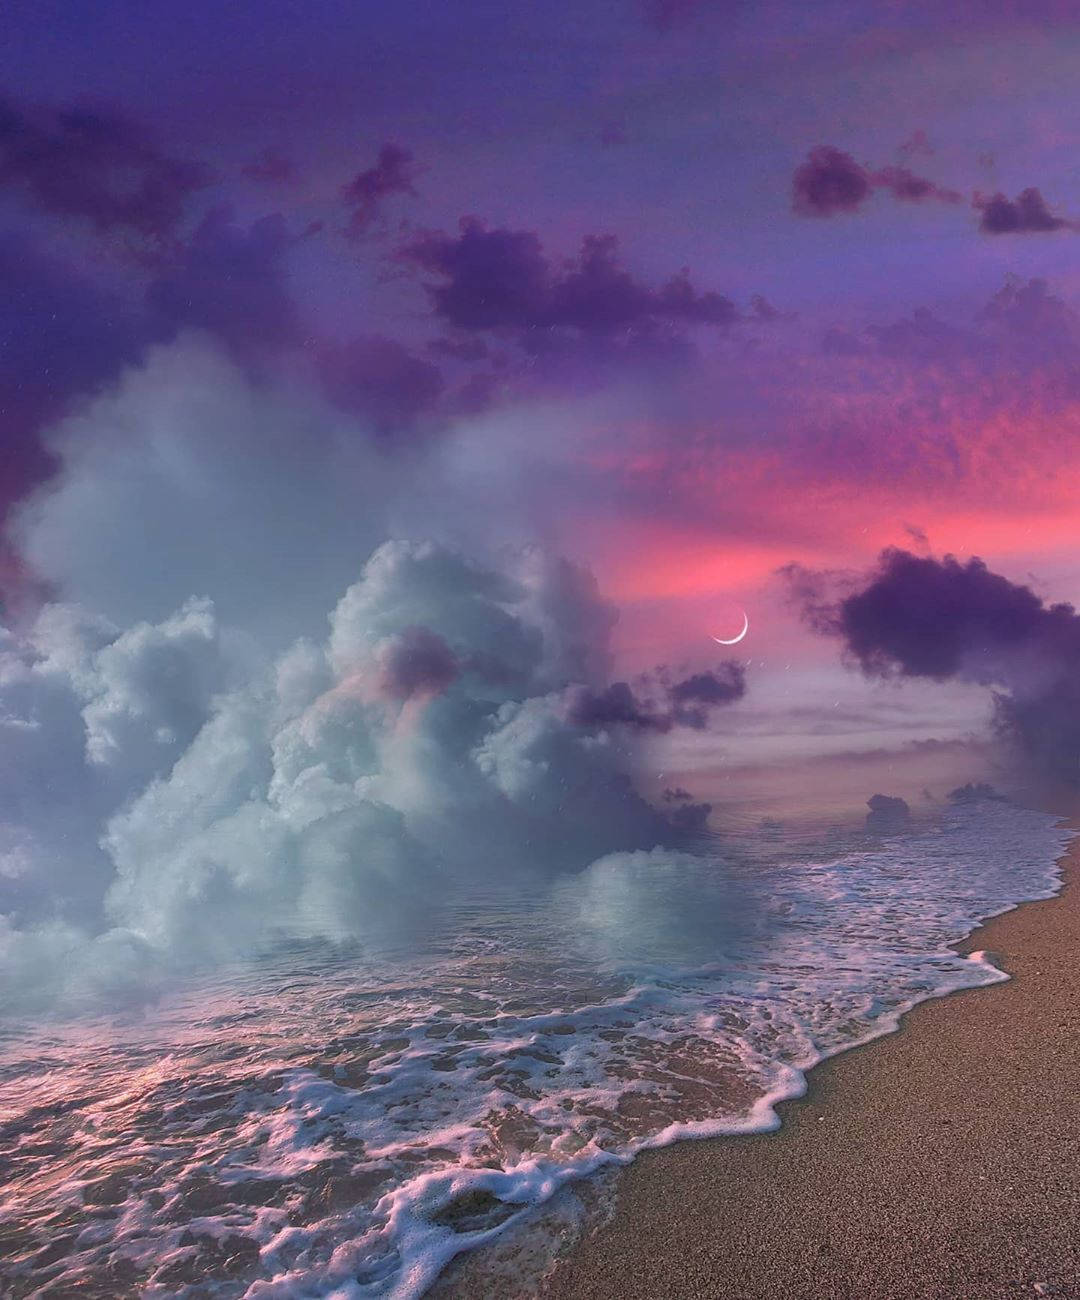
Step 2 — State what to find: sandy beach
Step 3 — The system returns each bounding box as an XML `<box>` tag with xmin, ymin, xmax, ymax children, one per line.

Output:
<box><xmin>442</xmin><ymin>806</ymin><xmax>1080</xmax><ymax>1299</ymax></box>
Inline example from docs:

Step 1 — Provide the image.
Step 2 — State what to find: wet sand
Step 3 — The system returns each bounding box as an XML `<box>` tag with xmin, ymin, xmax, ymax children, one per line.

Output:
<box><xmin>442</xmin><ymin>805</ymin><xmax>1080</xmax><ymax>1298</ymax></box>
<box><xmin>540</xmin><ymin>808</ymin><xmax>1080</xmax><ymax>1300</ymax></box>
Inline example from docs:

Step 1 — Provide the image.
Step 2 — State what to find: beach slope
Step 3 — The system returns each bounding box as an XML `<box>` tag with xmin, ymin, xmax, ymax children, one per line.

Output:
<box><xmin>538</xmin><ymin>819</ymin><xmax>1080</xmax><ymax>1299</ymax></box>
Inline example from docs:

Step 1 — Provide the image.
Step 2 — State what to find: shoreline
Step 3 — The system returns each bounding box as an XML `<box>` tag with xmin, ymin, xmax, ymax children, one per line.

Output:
<box><xmin>440</xmin><ymin>800</ymin><xmax>1080</xmax><ymax>1298</ymax></box>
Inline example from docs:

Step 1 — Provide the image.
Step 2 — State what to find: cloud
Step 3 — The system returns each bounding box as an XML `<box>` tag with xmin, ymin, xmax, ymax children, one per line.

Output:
<box><xmin>7</xmin><ymin>335</ymin><xmax>660</xmax><ymax>645</ymax></box>
<box><xmin>146</xmin><ymin>207</ymin><xmax>302</xmax><ymax>360</ymax></box>
<box><xmin>340</xmin><ymin>143</ymin><xmax>418</xmax><ymax>239</ymax></box>
<box><xmin>0</xmin><ymin>206</ymin><xmax>312</xmax><ymax>537</ymax></box>
<box><xmin>0</xmin><ymin>231</ymin><xmax>146</xmax><ymax>523</ymax></box>
<box><xmin>788</xmin><ymin>548</ymin><xmax>1080</xmax><ymax>786</ymax></box>
<box><xmin>792</xmin><ymin>146</ymin><xmax>960</xmax><ymax>217</ymax></box>
<box><xmin>401</xmin><ymin>220</ymin><xmax>738</xmax><ymax>343</ymax></box>
<box><xmin>374</xmin><ymin>626</ymin><xmax>459</xmax><ymax>699</ymax></box>
<box><xmin>0</xmin><ymin>534</ymin><xmax>733</xmax><ymax>1013</ymax></box>
<box><xmin>567</xmin><ymin>663</ymin><xmax>746</xmax><ymax>733</ymax></box>
<box><xmin>315</xmin><ymin>335</ymin><xmax>445</xmax><ymax>435</ymax></box>
<box><xmin>974</xmin><ymin>187</ymin><xmax>1077</xmax><ymax>234</ymax></box>
<box><xmin>0</xmin><ymin>197</ymin><xmax>451</xmax><ymax>547</ymax></box>
<box><xmin>978</xmin><ymin>276</ymin><xmax>1080</xmax><ymax>358</ymax></box>
<box><xmin>0</xmin><ymin>337</ymin><xmax>766</xmax><ymax>1011</ymax></box>
<box><xmin>874</xmin><ymin>165</ymin><xmax>961</xmax><ymax>205</ymax></box>
<box><xmin>0</xmin><ymin>596</ymin><xmax>250</xmax><ymax>935</ymax></box>
<box><xmin>9</xmin><ymin>337</ymin><xmax>405</xmax><ymax>641</ymax></box>
<box><xmin>793</xmin><ymin>147</ymin><xmax>872</xmax><ymax>217</ymax></box>
<box><xmin>567</xmin><ymin>680</ymin><xmax>669</xmax><ymax>732</ymax></box>
<box><xmin>865</xmin><ymin>793</ymin><xmax>910</xmax><ymax>833</ymax></box>
<box><xmin>0</xmin><ymin>93</ymin><xmax>210</xmax><ymax>241</ymax></box>
<box><xmin>667</xmin><ymin>664</ymin><xmax>746</xmax><ymax>727</ymax></box>
<box><xmin>540</xmin><ymin>268</ymin><xmax>1080</xmax><ymax>564</ymax></box>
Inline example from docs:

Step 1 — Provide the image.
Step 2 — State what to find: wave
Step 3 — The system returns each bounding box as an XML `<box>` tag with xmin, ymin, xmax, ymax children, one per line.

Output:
<box><xmin>0</xmin><ymin>799</ymin><xmax>1071</xmax><ymax>1297</ymax></box>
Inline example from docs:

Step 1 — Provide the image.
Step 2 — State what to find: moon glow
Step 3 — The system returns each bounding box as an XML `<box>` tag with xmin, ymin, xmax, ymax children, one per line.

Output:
<box><xmin>712</xmin><ymin>611</ymin><xmax>749</xmax><ymax>646</ymax></box>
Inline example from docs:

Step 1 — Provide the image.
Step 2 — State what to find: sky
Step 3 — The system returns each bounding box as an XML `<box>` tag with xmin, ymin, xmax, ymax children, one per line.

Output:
<box><xmin>4</xmin><ymin>0</ymin><xmax>1080</xmax><ymax>836</ymax></box>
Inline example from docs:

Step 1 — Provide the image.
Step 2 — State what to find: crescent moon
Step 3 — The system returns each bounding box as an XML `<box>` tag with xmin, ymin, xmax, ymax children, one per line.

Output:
<box><xmin>712</xmin><ymin>611</ymin><xmax>749</xmax><ymax>646</ymax></box>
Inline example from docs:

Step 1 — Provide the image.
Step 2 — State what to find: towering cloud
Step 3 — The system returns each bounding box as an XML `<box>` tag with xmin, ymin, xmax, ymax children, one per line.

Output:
<box><xmin>0</xmin><ymin>338</ymin><xmax>750</xmax><ymax>1013</ymax></box>
<box><xmin>0</xmin><ymin>536</ymin><xmax>746</xmax><ymax>1013</ymax></box>
<box><xmin>790</xmin><ymin>548</ymin><xmax>1080</xmax><ymax>786</ymax></box>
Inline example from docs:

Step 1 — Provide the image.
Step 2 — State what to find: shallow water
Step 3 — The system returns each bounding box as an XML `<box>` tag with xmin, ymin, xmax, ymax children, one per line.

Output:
<box><xmin>0</xmin><ymin>800</ymin><xmax>1071</xmax><ymax>1298</ymax></box>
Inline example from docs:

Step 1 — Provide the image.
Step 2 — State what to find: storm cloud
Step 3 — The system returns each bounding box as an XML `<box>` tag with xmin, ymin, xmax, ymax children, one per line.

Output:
<box><xmin>790</xmin><ymin>548</ymin><xmax>1080</xmax><ymax>785</ymax></box>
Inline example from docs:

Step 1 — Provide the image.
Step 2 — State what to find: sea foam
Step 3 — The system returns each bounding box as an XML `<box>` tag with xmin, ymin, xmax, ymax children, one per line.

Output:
<box><xmin>0</xmin><ymin>799</ymin><xmax>1071</xmax><ymax>1297</ymax></box>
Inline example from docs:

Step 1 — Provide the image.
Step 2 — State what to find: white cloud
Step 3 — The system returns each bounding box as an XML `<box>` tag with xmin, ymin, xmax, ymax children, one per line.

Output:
<box><xmin>0</xmin><ymin>337</ymin><xmax>744</xmax><ymax>1015</ymax></box>
<box><xmin>0</xmin><ymin>534</ymin><xmax>679</xmax><ymax>1013</ymax></box>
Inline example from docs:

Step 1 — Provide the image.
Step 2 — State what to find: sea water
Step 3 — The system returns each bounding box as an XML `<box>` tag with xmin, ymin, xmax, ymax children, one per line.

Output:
<box><xmin>0</xmin><ymin>799</ymin><xmax>1071</xmax><ymax>1297</ymax></box>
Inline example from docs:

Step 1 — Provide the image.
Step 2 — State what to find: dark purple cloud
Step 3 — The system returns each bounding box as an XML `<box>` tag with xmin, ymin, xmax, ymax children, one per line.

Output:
<box><xmin>403</xmin><ymin>221</ymin><xmax>547</xmax><ymax>331</ymax></box>
<box><xmin>0</xmin><ymin>94</ymin><xmax>210</xmax><ymax>243</ymax></box>
<box><xmin>146</xmin><ymin>207</ymin><xmax>301</xmax><ymax>359</ymax></box>
<box><xmin>792</xmin><ymin>147</ymin><xmax>873</xmax><ymax>217</ymax></box>
<box><xmin>974</xmin><ymin>187</ymin><xmax>1076</xmax><ymax>234</ymax></box>
<box><xmin>790</xmin><ymin>549</ymin><xmax>1080</xmax><ymax>784</ymax></box>
<box><xmin>667</xmin><ymin>663</ymin><xmax>746</xmax><ymax>727</ymax></box>
<box><xmin>865</xmin><ymin>793</ymin><xmax>910</xmax><ymax>833</ymax></box>
<box><xmin>664</xmin><ymin>796</ymin><xmax>714</xmax><ymax>833</ymax></box>
<box><xmin>402</xmin><ymin>219</ymin><xmax>737</xmax><ymax>339</ymax></box>
<box><xmin>568</xmin><ymin>680</ymin><xmax>668</xmax><ymax>731</ymax></box>
<box><xmin>874</xmin><ymin>165</ymin><xmax>961</xmax><ymax>205</ymax></box>
<box><xmin>568</xmin><ymin>662</ymin><xmax>746</xmax><ymax>733</ymax></box>
<box><xmin>0</xmin><ymin>207</ymin><xmax>311</xmax><ymax>533</ymax></box>
<box><xmin>800</xmin><ymin>549</ymin><xmax>1051</xmax><ymax>679</ymax></box>
<box><xmin>316</xmin><ymin>335</ymin><xmax>445</xmax><ymax>434</ymax></box>
<box><xmin>341</xmin><ymin>144</ymin><xmax>418</xmax><ymax>240</ymax></box>
<box><xmin>377</xmin><ymin>626</ymin><xmax>460</xmax><ymax>699</ymax></box>
<box><xmin>793</xmin><ymin>146</ymin><xmax>960</xmax><ymax>217</ymax></box>
<box><xmin>663</xmin><ymin>786</ymin><xmax>694</xmax><ymax>801</ymax></box>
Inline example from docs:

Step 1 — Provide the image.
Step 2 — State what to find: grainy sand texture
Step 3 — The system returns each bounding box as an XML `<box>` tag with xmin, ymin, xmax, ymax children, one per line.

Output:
<box><xmin>443</xmin><ymin>808</ymin><xmax>1080</xmax><ymax>1299</ymax></box>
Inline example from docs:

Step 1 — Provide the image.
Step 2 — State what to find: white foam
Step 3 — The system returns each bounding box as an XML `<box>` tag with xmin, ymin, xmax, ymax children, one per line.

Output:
<box><xmin>0</xmin><ymin>800</ymin><xmax>1071</xmax><ymax>1297</ymax></box>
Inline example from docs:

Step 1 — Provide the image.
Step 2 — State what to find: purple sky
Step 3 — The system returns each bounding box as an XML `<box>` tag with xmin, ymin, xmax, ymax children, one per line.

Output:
<box><xmin>5</xmin><ymin>0</ymin><xmax>1080</xmax><ymax>1027</ymax></box>
<box><xmin>4</xmin><ymin>0</ymin><xmax>1080</xmax><ymax>792</ymax></box>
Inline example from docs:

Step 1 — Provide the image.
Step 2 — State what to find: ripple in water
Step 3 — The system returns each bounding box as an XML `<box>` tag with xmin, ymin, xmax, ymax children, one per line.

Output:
<box><xmin>0</xmin><ymin>800</ymin><xmax>1071</xmax><ymax>1297</ymax></box>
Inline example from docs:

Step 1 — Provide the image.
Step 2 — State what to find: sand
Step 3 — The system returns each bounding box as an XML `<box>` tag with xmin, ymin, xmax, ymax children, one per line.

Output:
<box><xmin>443</xmin><ymin>807</ymin><xmax>1080</xmax><ymax>1299</ymax></box>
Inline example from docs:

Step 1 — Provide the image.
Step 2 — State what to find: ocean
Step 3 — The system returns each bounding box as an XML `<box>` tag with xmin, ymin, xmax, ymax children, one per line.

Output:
<box><xmin>0</xmin><ymin>797</ymin><xmax>1071</xmax><ymax>1298</ymax></box>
